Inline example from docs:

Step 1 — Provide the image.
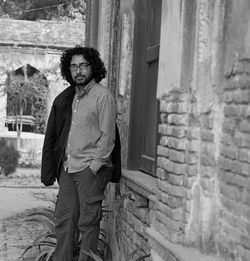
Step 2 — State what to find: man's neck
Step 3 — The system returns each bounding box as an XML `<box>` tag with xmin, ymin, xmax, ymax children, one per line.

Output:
<box><xmin>75</xmin><ymin>79</ymin><xmax>96</xmax><ymax>97</ymax></box>
<box><xmin>76</xmin><ymin>85</ymin><xmax>85</xmax><ymax>92</ymax></box>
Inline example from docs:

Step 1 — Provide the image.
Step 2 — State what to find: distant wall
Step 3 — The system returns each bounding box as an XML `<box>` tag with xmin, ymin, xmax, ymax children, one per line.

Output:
<box><xmin>0</xmin><ymin>18</ymin><xmax>85</xmax><ymax>49</ymax></box>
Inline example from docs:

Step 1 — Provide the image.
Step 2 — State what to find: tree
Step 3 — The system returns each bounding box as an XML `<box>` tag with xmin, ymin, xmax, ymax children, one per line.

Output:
<box><xmin>4</xmin><ymin>67</ymin><xmax>48</xmax><ymax>150</ymax></box>
<box><xmin>0</xmin><ymin>0</ymin><xmax>86</xmax><ymax>21</ymax></box>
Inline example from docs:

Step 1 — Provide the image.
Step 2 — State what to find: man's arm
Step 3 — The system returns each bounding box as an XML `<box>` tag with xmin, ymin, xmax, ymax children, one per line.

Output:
<box><xmin>89</xmin><ymin>91</ymin><xmax>116</xmax><ymax>174</ymax></box>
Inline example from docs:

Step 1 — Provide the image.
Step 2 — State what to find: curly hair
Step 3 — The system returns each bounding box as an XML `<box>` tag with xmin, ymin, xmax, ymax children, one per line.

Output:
<box><xmin>60</xmin><ymin>45</ymin><xmax>107</xmax><ymax>84</ymax></box>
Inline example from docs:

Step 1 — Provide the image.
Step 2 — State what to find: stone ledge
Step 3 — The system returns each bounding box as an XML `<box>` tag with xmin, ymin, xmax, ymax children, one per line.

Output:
<box><xmin>146</xmin><ymin>227</ymin><xmax>221</xmax><ymax>261</ymax></box>
<box><xmin>122</xmin><ymin>169</ymin><xmax>158</xmax><ymax>199</ymax></box>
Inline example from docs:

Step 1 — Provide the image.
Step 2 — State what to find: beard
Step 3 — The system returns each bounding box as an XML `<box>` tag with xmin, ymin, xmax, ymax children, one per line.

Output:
<box><xmin>73</xmin><ymin>74</ymin><xmax>92</xmax><ymax>87</ymax></box>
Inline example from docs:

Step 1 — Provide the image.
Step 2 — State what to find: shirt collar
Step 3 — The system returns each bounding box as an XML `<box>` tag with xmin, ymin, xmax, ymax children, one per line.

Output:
<box><xmin>75</xmin><ymin>79</ymin><xmax>96</xmax><ymax>98</ymax></box>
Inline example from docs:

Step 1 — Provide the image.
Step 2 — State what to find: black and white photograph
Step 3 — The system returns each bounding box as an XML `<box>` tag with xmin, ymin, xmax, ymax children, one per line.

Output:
<box><xmin>0</xmin><ymin>1</ymin><xmax>249</xmax><ymax>261</ymax></box>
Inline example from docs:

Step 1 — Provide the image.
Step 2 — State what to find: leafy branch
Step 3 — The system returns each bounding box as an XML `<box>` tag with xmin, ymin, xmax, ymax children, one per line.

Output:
<box><xmin>4</xmin><ymin>71</ymin><xmax>48</xmax><ymax>149</ymax></box>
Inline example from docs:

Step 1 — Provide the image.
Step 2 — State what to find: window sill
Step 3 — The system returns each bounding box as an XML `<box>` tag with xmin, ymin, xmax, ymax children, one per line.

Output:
<box><xmin>122</xmin><ymin>169</ymin><xmax>158</xmax><ymax>199</ymax></box>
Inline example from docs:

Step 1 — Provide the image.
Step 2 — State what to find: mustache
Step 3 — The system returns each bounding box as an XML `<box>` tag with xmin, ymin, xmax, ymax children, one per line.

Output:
<box><xmin>75</xmin><ymin>75</ymin><xmax>85</xmax><ymax>78</ymax></box>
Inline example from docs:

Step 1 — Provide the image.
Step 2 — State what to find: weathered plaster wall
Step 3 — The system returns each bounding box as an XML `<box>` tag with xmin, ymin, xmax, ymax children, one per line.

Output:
<box><xmin>153</xmin><ymin>0</ymin><xmax>250</xmax><ymax>260</ymax></box>
<box><xmin>216</xmin><ymin>1</ymin><xmax>250</xmax><ymax>259</ymax></box>
<box><xmin>116</xmin><ymin>0</ymin><xmax>135</xmax><ymax>169</ymax></box>
<box><xmin>224</xmin><ymin>0</ymin><xmax>250</xmax><ymax>74</ymax></box>
<box><xmin>157</xmin><ymin>0</ymin><xmax>182</xmax><ymax>98</ymax></box>
<box><xmin>96</xmin><ymin>0</ymin><xmax>112</xmax><ymax>88</ymax></box>
<box><xmin>100</xmin><ymin>1</ymin><xmax>138</xmax><ymax>260</ymax></box>
<box><xmin>154</xmin><ymin>0</ymin><xmax>224</xmax><ymax>256</ymax></box>
<box><xmin>218</xmin><ymin>61</ymin><xmax>250</xmax><ymax>260</ymax></box>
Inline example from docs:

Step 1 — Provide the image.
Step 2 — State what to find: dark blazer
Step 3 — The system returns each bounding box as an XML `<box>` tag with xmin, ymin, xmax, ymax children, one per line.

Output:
<box><xmin>41</xmin><ymin>86</ymin><xmax>121</xmax><ymax>186</ymax></box>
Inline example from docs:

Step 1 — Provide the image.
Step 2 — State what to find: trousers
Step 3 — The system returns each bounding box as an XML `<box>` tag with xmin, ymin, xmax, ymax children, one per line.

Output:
<box><xmin>53</xmin><ymin>166</ymin><xmax>112</xmax><ymax>261</ymax></box>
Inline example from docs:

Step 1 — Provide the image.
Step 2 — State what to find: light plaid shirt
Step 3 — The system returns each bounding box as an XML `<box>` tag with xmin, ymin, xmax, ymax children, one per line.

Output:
<box><xmin>64</xmin><ymin>79</ymin><xmax>116</xmax><ymax>174</ymax></box>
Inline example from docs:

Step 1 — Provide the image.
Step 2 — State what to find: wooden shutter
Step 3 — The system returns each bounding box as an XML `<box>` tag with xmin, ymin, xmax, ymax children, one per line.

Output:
<box><xmin>128</xmin><ymin>0</ymin><xmax>162</xmax><ymax>176</ymax></box>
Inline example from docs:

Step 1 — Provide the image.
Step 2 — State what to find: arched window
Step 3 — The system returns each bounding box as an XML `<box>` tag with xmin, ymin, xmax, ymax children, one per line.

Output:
<box><xmin>5</xmin><ymin>64</ymin><xmax>48</xmax><ymax>134</ymax></box>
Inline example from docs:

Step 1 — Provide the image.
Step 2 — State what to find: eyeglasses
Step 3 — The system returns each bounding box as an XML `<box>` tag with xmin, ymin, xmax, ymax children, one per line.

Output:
<box><xmin>70</xmin><ymin>62</ymin><xmax>90</xmax><ymax>72</ymax></box>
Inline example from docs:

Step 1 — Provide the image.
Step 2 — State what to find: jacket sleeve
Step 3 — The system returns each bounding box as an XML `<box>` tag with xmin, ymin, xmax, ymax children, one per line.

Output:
<box><xmin>41</xmin><ymin>104</ymin><xmax>57</xmax><ymax>186</ymax></box>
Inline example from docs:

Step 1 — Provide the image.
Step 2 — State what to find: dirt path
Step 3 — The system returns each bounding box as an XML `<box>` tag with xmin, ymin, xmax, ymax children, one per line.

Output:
<box><xmin>0</xmin><ymin>168</ymin><xmax>58</xmax><ymax>261</ymax></box>
<box><xmin>0</xmin><ymin>187</ymin><xmax>57</xmax><ymax>220</ymax></box>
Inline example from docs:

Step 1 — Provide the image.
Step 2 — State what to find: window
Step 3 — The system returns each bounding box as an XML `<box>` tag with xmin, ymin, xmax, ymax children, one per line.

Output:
<box><xmin>5</xmin><ymin>64</ymin><xmax>48</xmax><ymax>134</ymax></box>
<box><xmin>128</xmin><ymin>0</ymin><xmax>162</xmax><ymax>176</ymax></box>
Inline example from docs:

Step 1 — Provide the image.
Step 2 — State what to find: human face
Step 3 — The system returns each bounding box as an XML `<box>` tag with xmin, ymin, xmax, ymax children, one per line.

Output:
<box><xmin>70</xmin><ymin>54</ymin><xmax>92</xmax><ymax>87</ymax></box>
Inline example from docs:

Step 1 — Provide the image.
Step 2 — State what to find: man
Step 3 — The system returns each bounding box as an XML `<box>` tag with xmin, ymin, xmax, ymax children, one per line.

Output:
<box><xmin>41</xmin><ymin>46</ymin><xmax>121</xmax><ymax>261</ymax></box>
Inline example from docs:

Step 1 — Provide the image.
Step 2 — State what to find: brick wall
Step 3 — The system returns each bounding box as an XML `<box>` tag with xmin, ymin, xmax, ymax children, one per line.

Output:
<box><xmin>103</xmin><ymin>175</ymin><xmax>153</xmax><ymax>261</ymax></box>
<box><xmin>154</xmin><ymin>65</ymin><xmax>250</xmax><ymax>260</ymax></box>
<box><xmin>156</xmin><ymin>90</ymin><xmax>189</xmax><ymax>244</ymax></box>
<box><xmin>117</xmin><ymin>183</ymin><xmax>151</xmax><ymax>259</ymax></box>
<box><xmin>218</xmin><ymin>61</ymin><xmax>250</xmax><ymax>260</ymax></box>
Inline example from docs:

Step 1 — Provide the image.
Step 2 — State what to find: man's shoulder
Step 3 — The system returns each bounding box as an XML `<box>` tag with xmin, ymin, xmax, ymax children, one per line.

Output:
<box><xmin>54</xmin><ymin>86</ymin><xmax>75</xmax><ymax>104</ymax></box>
<box><xmin>93</xmin><ymin>83</ymin><xmax>112</xmax><ymax>96</ymax></box>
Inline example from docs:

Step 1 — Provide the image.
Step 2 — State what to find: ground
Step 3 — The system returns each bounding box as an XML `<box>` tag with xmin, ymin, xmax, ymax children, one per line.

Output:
<box><xmin>0</xmin><ymin>168</ymin><xmax>58</xmax><ymax>261</ymax></box>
